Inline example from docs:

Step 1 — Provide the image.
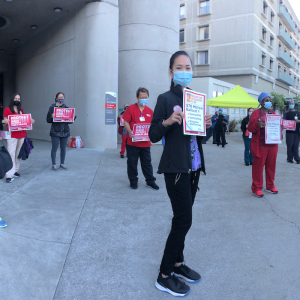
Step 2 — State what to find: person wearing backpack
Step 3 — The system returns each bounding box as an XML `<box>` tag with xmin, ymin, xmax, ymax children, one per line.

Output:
<box><xmin>118</xmin><ymin>104</ymin><xmax>129</xmax><ymax>158</ymax></box>
<box><xmin>2</xmin><ymin>93</ymin><xmax>35</xmax><ymax>183</ymax></box>
<box><xmin>46</xmin><ymin>92</ymin><xmax>76</xmax><ymax>171</ymax></box>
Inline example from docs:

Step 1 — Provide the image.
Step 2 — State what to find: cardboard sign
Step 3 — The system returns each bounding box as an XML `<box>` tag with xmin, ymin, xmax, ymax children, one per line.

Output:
<box><xmin>282</xmin><ymin>120</ymin><xmax>296</xmax><ymax>131</ymax></box>
<box><xmin>54</xmin><ymin>108</ymin><xmax>75</xmax><ymax>122</ymax></box>
<box><xmin>8</xmin><ymin>114</ymin><xmax>32</xmax><ymax>131</ymax></box>
<box><xmin>183</xmin><ymin>88</ymin><xmax>206</xmax><ymax>136</ymax></box>
<box><xmin>265</xmin><ymin>114</ymin><xmax>282</xmax><ymax>144</ymax></box>
<box><xmin>132</xmin><ymin>123</ymin><xmax>150</xmax><ymax>142</ymax></box>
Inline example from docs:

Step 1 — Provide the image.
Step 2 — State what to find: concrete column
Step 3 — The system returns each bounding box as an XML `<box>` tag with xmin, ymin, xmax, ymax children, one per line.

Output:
<box><xmin>74</xmin><ymin>1</ymin><xmax>119</xmax><ymax>148</ymax></box>
<box><xmin>118</xmin><ymin>0</ymin><xmax>180</xmax><ymax>113</ymax></box>
<box><xmin>3</xmin><ymin>54</ymin><xmax>16</xmax><ymax>108</ymax></box>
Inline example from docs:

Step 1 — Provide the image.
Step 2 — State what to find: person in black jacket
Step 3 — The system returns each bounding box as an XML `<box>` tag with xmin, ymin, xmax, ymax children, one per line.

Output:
<box><xmin>283</xmin><ymin>100</ymin><xmax>300</xmax><ymax>163</ymax></box>
<box><xmin>214</xmin><ymin>108</ymin><xmax>228</xmax><ymax>147</ymax></box>
<box><xmin>149</xmin><ymin>51</ymin><xmax>211</xmax><ymax>297</ymax></box>
<box><xmin>46</xmin><ymin>92</ymin><xmax>76</xmax><ymax>171</ymax></box>
<box><xmin>241</xmin><ymin>108</ymin><xmax>254</xmax><ymax>166</ymax></box>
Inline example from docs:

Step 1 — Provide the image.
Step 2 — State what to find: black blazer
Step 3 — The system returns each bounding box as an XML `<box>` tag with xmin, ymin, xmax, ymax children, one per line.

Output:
<box><xmin>149</xmin><ymin>85</ymin><xmax>206</xmax><ymax>174</ymax></box>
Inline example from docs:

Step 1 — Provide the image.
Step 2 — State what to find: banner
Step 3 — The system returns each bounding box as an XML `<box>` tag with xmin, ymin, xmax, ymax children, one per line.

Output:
<box><xmin>183</xmin><ymin>88</ymin><xmax>206</xmax><ymax>136</ymax></box>
<box><xmin>132</xmin><ymin>123</ymin><xmax>150</xmax><ymax>142</ymax></box>
<box><xmin>265</xmin><ymin>114</ymin><xmax>282</xmax><ymax>144</ymax></box>
<box><xmin>54</xmin><ymin>108</ymin><xmax>75</xmax><ymax>122</ymax></box>
<box><xmin>8</xmin><ymin>114</ymin><xmax>32</xmax><ymax>131</ymax></box>
<box><xmin>282</xmin><ymin>120</ymin><xmax>296</xmax><ymax>131</ymax></box>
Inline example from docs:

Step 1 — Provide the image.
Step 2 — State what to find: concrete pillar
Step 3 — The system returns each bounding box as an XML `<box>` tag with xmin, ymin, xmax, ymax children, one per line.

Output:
<box><xmin>74</xmin><ymin>1</ymin><xmax>119</xmax><ymax>148</ymax></box>
<box><xmin>3</xmin><ymin>54</ymin><xmax>16</xmax><ymax>108</ymax></box>
<box><xmin>118</xmin><ymin>0</ymin><xmax>180</xmax><ymax>113</ymax></box>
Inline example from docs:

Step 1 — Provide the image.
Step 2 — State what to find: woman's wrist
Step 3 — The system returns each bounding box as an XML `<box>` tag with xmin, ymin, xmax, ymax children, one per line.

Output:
<box><xmin>162</xmin><ymin>119</ymin><xmax>170</xmax><ymax>127</ymax></box>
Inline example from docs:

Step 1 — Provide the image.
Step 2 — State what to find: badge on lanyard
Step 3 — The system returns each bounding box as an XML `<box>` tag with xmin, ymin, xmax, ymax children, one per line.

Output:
<box><xmin>140</xmin><ymin>111</ymin><xmax>145</xmax><ymax>122</ymax></box>
<box><xmin>295</xmin><ymin>115</ymin><xmax>298</xmax><ymax>120</ymax></box>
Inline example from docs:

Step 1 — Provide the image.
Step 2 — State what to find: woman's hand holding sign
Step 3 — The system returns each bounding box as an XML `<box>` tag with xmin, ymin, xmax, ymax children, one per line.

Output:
<box><xmin>163</xmin><ymin>110</ymin><xmax>185</xmax><ymax>127</ymax></box>
<box><xmin>205</xmin><ymin>115</ymin><xmax>212</xmax><ymax>129</ymax></box>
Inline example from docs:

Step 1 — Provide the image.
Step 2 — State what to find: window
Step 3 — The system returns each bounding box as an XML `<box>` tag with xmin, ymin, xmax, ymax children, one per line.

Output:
<box><xmin>270</xmin><ymin>10</ymin><xmax>275</xmax><ymax>23</ymax></box>
<box><xmin>278</xmin><ymin>63</ymin><xmax>281</xmax><ymax>72</ymax></box>
<box><xmin>197</xmin><ymin>50</ymin><xmax>209</xmax><ymax>65</ymax></box>
<box><xmin>180</xmin><ymin>4</ymin><xmax>185</xmax><ymax>19</ymax></box>
<box><xmin>262</xmin><ymin>27</ymin><xmax>267</xmax><ymax>41</ymax></box>
<box><xmin>261</xmin><ymin>52</ymin><xmax>266</xmax><ymax>66</ymax></box>
<box><xmin>199</xmin><ymin>0</ymin><xmax>210</xmax><ymax>15</ymax></box>
<box><xmin>270</xmin><ymin>34</ymin><xmax>274</xmax><ymax>47</ymax></box>
<box><xmin>279</xmin><ymin>43</ymin><xmax>282</xmax><ymax>51</ymax></box>
<box><xmin>179</xmin><ymin>29</ymin><xmax>185</xmax><ymax>43</ymax></box>
<box><xmin>269</xmin><ymin>58</ymin><xmax>273</xmax><ymax>70</ymax></box>
<box><xmin>279</xmin><ymin>21</ymin><xmax>282</xmax><ymax>30</ymax></box>
<box><xmin>263</xmin><ymin>1</ymin><xmax>268</xmax><ymax>15</ymax></box>
<box><xmin>284</xmin><ymin>67</ymin><xmax>287</xmax><ymax>74</ymax></box>
<box><xmin>198</xmin><ymin>25</ymin><xmax>209</xmax><ymax>40</ymax></box>
<box><xmin>289</xmin><ymin>71</ymin><xmax>292</xmax><ymax>77</ymax></box>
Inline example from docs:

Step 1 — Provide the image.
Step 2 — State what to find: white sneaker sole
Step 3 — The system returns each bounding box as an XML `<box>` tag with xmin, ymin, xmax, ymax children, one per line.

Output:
<box><xmin>6</xmin><ymin>178</ymin><xmax>14</xmax><ymax>183</ymax></box>
<box><xmin>252</xmin><ymin>192</ymin><xmax>264</xmax><ymax>198</ymax></box>
<box><xmin>174</xmin><ymin>273</ymin><xmax>201</xmax><ymax>283</ymax></box>
<box><xmin>266</xmin><ymin>190</ymin><xmax>278</xmax><ymax>194</ymax></box>
<box><xmin>155</xmin><ymin>281</ymin><xmax>190</xmax><ymax>297</ymax></box>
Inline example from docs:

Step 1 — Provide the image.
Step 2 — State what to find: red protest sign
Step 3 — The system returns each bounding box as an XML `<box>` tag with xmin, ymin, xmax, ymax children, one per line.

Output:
<box><xmin>282</xmin><ymin>120</ymin><xmax>296</xmax><ymax>131</ymax></box>
<box><xmin>8</xmin><ymin>114</ymin><xmax>32</xmax><ymax>131</ymax></box>
<box><xmin>54</xmin><ymin>108</ymin><xmax>75</xmax><ymax>122</ymax></box>
<box><xmin>132</xmin><ymin>123</ymin><xmax>150</xmax><ymax>142</ymax></box>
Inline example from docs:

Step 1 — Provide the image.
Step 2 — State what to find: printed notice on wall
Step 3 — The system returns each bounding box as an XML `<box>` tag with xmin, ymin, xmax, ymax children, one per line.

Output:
<box><xmin>182</xmin><ymin>88</ymin><xmax>206</xmax><ymax>136</ymax></box>
<box><xmin>105</xmin><ymin>92</ymin><xmax>117</xmax><ymax>125</ymax></box>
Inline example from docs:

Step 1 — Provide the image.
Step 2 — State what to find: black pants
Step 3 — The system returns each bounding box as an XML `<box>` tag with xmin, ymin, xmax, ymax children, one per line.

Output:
<box><xmin>286</xmin><ymin>132</ymin><xmax>300</xmax><ymax>162</ymax></box>
<box><xmin>160</xmin><ymin>169</ymin><xmax>201</xmax><ymax>276</ymax></box>
<box><xmin>126</xmin><ymin>144</ymin><xmax>156</xmax><ymax>184</ymax></box>
<box><xmin>51</xmin><ymin>136</ymin><xmax>68</xmax><ymax>165</ymax></box>
<box><xmin>215</xmin><ymin>129</ymin><xmax>225</xmax><ymax>146</ymax></box>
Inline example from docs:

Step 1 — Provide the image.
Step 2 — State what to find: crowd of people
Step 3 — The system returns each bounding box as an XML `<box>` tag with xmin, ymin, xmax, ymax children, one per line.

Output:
<box><xmin>1</xmin><ymin>49</ymin><xmax>300</xmax><ymax>297</ymax></box>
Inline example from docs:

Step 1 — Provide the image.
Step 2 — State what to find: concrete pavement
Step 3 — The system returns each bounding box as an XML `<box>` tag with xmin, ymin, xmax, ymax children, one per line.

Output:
<box><xmin>0</xmin><ymin>135</ymin><xmax>300</xmax><ymax>300</ymax></box>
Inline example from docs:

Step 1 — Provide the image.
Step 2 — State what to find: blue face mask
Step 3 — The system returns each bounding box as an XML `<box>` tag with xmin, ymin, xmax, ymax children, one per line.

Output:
<box><xmin>172</xmin><ymin>71</ymin><xmax>193</xmax><ymax>87</ymax></box>
<box><xmin>290</xmin><ymin>105</ymin><xmax>295</xmax><ymax>109</ymax></box>
<box><xmin>264</xmin><ymin>101</ymin><xmax>272</xmax><ymax>109</ymax></box>
<box><xmin>139</xmin><ymin>99</ymin><xmax>148</xmax><ymax>106</ymax></box>
<box><xmin>249</xmin><ymin>112</ymin><xmax>252</xmax><ymax>116</ymax></box>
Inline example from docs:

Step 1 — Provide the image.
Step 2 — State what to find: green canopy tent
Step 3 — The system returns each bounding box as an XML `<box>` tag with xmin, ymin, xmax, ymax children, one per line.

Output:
<box><xmin>207</xmin><ymin>85</ymin><xmax>258</xmax><ymax>108</ymax></box>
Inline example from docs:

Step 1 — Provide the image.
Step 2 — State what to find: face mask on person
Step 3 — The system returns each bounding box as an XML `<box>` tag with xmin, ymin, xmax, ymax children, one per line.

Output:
<box><xmin>264</xmin><ymin>101</ymin><xmax>272</xmax><ymax>109</ymax></box>
<box><xmin>219</xmin><ymin>111</ymin><xmax>222</xmax><ymax>114</ymax></box>
<box><xmin>139</xmin><ymin>99</ymin><xmax>148</xmax><ymax>106</ymax></box>
<box><xmin>13</xmin><ymin>101</ymin><xmax>20</xmax><ymax>106</ymax></box>
<box><xmin>289</xmin><ymin>105</ymin><xmax>295</xmax><ymax>109</ymax></box>
<box><xmin>172</xmin><ymin>71</ymin><xmax>193</xmax><ymax>87</ymax></box>
<box><xmin>57</xmin><ymin>99</ymin><xmax>64</xmax><ymax>104</ymax></box>
<box><xmin>249</xmin><ymin>112</ymin><xmax>252</xmax><ymax>116</ymax></box>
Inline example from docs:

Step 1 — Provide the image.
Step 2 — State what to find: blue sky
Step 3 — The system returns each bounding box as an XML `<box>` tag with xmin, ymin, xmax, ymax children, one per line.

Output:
<box><xmin>289</xmin><ymin>0</ymin><xmax>300</xmax><ymax>21</ymax></box>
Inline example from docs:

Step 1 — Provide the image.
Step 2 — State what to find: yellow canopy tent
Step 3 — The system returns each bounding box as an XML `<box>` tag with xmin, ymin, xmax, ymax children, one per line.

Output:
<box><xmin>207</xmin><ymin>85</ymin><xmax>258</xmax><ymax>108</ymax></box>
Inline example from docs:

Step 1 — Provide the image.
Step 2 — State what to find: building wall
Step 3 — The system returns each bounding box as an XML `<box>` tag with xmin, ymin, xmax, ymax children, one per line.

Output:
<box><xmin>15</xmin><ymin>2</ymin><xmax>119</xmax><ymax>148</ymax></box>
<box><xmin>180</xmin><ymin>0</ymin><xmax>300</xmax><ymax>98</ymax></box>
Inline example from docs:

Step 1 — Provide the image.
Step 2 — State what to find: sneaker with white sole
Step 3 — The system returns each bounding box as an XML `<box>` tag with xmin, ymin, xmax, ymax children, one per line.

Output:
<box><xmin>266</xmin><ymin>188</ymin><xmax>278</xmax><ymax>194</ymax></box>
<box><xmin>155</xmin><ymin>272</ymin><xmax>190</xmax><ymax>297</ymax></box>
<box><xmin>60</xmin><ymin>164</ymin><xmax>68</xmax><ymax>170</ymax></box>
<box><xmin>52</xmin><ymin>165</ymin><xmax>57</xmax><ymax>171</ymax></box>
<box><xmin>174</xmin><ymin>262</ymin><xmax>201</xmax><ymax>283</ymax></box>
<box><xmin>252</xmin><ymin>190</ymin><xmax>264</xmax><ymax>198</ymax></box>
<box><xmin>14</xmin><ymin>172</ymin><xmax>20</xmax><ymax>178</ymax></box>
<box><xmin>6</xmin><ymin>178</ymin><xmax>14</xmax><ymax>183</ymax></box>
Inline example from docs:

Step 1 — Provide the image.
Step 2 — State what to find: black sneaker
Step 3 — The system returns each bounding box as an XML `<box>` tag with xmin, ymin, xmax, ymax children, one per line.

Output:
<box><xmin>120</xmin><ymin>155</ymin><xmax>125</xmax><ymax>158</ymax></box>
<box><xmin>130</xmin><ymin>182</ymin><xmax>138</xmax><ymax>189</ymax></box>
<box><xmin>147</xmin><ymin>182</ymin><xmax>159</xmax><ymax>190</ymax></box>
<box><xmin>60</xmin><ymin>164</ymin><xmax>68</xmax><ymax>170</ymax></box>
<box><xmin>155</xmin><ymin>272</ymin><xmax>190</xmax><ymax>297</ymax></box>
<box><xmin>14</xmin><ymin>172</ymin><xmax>20</xmax><ymax>177</ymax></box>
<box><xmin>245</xmin><ymin>163</ymin><xmax>250</xmax><ymax>166</ymax></box>
<box><xmin>250</xmin><ymin>162</ymin><xmax>253</xmax><ymax>165</ymax></box>
<box><xmin>287</xmin><ymin>160</ymin><xmax>293</xmax><ymax>163</ymax></box>
<box><xmin>6</xmin><ymin>178</ymin><xmax>14</xmax><ymax>183</ymax></box>
<box><xmin>297</xmin><ymin>161</ymin><xmax>300</xmax><ymax>164</ymax></box>
<box><xmin>174</xmin><ymin>263</ymin><xmax>201</xmax><ymax>283</ymax></box>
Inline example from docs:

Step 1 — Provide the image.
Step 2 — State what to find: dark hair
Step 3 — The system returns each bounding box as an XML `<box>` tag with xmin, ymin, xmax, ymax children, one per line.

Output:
<box><xmin>9</xmin><ymin>93</ymin><xmax>22</xmax><ymax>114</ymax></box>
<box><xmin>248</xmin><ymin>108</ymin><xmax>253</xmax><ymax>113</ymax></box>
<box><xmin>136</xmin><ymin>87</ymin><xmax>149</xmax><ymax>98</ymax></box>
<box><xmin>55</xmin><ymin>92</ymin><xmax>65</xmax><ymax>101</ymax></box>
<box><xmin>169</xmin><ymin>51</ymin><xmax>192</xmax><ymax>89</ymax></box>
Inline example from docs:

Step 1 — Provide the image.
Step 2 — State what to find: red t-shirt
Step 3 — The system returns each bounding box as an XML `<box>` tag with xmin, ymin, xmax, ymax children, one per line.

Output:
<box><xmin>122</xmin><ymin>104</ymin><xmax>153</xmax><ymax>148</ymax></box>
<box><xmin>3</xmin><ymin>107</ymin><xmax>27</xmax><ymax>139</ymax></box>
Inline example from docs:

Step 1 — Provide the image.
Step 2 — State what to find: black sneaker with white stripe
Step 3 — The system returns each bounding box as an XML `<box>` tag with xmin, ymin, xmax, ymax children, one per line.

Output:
<box><xmin>155</xmin><ymin>272</ymin><xmax>190</xmax><ymax>297</ymax></box>
<box><xmin>174</xmin><ymin>262</ymin><xmax>201</xmax><ymax>283</ymax></box>
<box><xmin>14</xmin><ymin>172</ymin><xmax>20</xmax><ymax>178</ymax></box>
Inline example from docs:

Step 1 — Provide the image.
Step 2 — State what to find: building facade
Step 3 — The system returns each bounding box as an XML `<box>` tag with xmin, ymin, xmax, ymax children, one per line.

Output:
<box><xmin>179</xmin><ymin>0</ymin><xmax>300</xmax><ymax>98</ymax></box>
<box><xmin>0</xmin><ymin>0</ymin><xmax>179</xmax><ymax>148</ymax></box>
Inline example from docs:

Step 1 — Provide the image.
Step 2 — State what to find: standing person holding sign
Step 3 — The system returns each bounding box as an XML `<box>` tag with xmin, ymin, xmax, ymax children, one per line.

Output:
<box><xmin>46</xmin><ymin>92</ymin><xmax>75</xmax><ymax>171</ymax></box>
<box><xmin>122</xmin><ymin>88</ymin><xmax>158</xmax><ymax>190</ymax></box>
<box><xmin>241</xmin><ymin>108</ymin><xmax>254</xmax><ymax>166</ymax></box>
<box><xmin>248</xmin><ymin>93</ymin><xmax>280</xmax><ymax>198</ymax></box>
<box><xmin>117</xmin><ymin>104</ymin><xmax>129</xmax><ymax>158</ymax></box>
<box><xmin>2</xmin><ymin>93</ymin><xmax>35</xmax><ymax>183</ymax></box>
<box><xmin>283</xmin><ymin>100</ymin><xmax>300</xmax><ymax>164</ymax></box>
<box><xmin>149</xmin><ymin>51</ymin><xmax>212</xmax><ymax>297</ymax></box>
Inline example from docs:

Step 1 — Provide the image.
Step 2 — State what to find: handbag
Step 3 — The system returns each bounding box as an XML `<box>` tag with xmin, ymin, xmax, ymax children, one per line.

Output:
<box><xmin>0</xmin><ymin>141</ymin><xmax>13</xmax><ymax>179</ymax></box>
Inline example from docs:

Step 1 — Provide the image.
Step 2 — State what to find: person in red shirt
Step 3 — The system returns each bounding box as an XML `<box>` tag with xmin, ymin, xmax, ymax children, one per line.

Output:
<box><xmin>122</xmin><ymin>87</ymin><xmax>159</xmax><ymax>190</ymax></box>
<box><xmin>248</xmin><ymin>93</ymin><xmax>279</xmax><ymax>198</ymax></box>
<box><xmin>2</xmin><ymin>93</ymin><xmax>35</xmax><ymax>183</ymax></box>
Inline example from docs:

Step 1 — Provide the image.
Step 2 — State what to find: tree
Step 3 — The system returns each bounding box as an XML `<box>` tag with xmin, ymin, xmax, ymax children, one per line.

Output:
<box><xmin>270</xmin><ymin>92</ymin><xmax>286</xmax><ymax>111</ymax></box>
<box><xmin>293</xmin><ymin>95</ymin><xmax>300</xmax><ymax>110</ymax></box>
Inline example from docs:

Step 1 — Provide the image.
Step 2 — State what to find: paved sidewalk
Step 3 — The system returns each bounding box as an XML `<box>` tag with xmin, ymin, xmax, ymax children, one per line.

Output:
<box><xmin>0</xmin><ymin>137</ymin><xmax>300</xmax><ymax>300</ymax></box>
